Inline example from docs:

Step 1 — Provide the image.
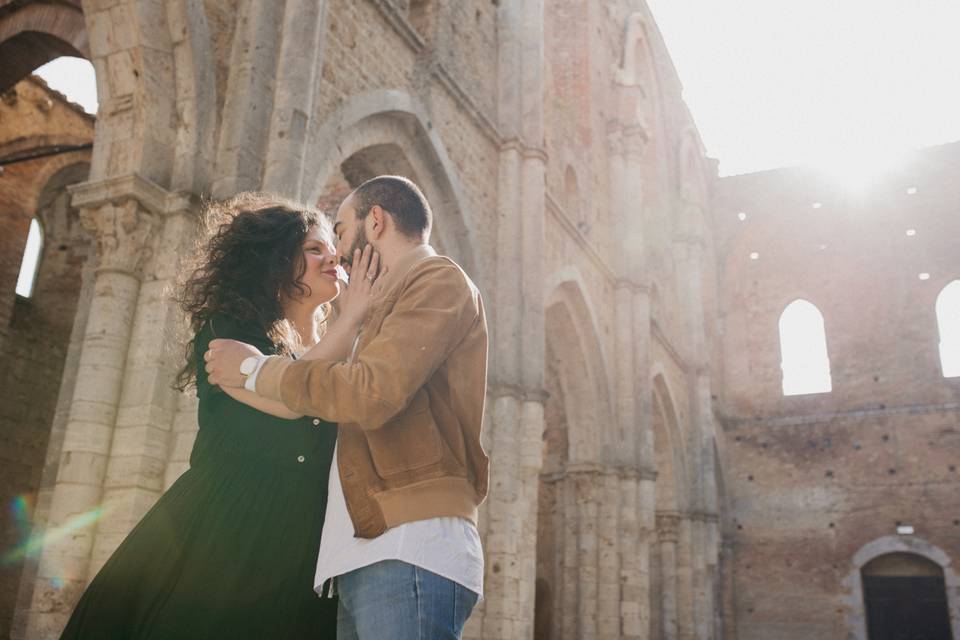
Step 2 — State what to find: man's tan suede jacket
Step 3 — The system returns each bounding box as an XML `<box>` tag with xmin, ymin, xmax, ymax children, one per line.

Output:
<box><xmin>256</xmin><ymin>245</ymin><xmax>489</xmax><ymax>539</ymax></box>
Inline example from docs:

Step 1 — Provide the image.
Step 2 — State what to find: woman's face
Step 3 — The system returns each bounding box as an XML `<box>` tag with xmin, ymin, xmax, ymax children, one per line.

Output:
<box><xmin>294</xmin><ymin>225</ymin><xmax>344</xmax><ymax>306</ymax></box>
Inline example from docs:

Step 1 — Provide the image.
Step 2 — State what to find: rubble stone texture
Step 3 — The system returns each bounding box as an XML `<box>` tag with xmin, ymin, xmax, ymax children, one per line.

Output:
<box><xmin>0</xmin><ymin>1</ymin><xmax>957</xmax><ymax>639</ymax></box>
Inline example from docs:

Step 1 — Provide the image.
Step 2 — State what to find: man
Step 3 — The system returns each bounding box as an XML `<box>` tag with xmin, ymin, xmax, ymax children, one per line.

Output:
<box><xmin>205</xmin><ymin>175</ymin><xmax>488</xmax><ymax>640</ymax></box>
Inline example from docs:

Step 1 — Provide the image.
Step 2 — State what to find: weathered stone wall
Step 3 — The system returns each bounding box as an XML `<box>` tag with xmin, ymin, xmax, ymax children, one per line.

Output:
<box><xmin>0</xmin><ymin>76</ymin><xmax>93</xmax><ymax>639</ymax></box>
<box><xmin>714</xmin><ymin>143</ymin><xmax>960</xmax><ymax>639</ymax></box>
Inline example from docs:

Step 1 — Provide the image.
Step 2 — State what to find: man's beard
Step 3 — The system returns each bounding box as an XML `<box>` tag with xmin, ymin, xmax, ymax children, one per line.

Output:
<box><xmin>343</xmin><ymin>222</ymin><xmax>369</xmax><ymax>276</ymax></box>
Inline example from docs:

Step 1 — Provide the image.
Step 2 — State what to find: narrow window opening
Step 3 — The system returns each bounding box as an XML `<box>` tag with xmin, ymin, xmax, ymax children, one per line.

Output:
<box><xmin>15</xmin><ymin>218</ymin><xmax>44</xmax><ymax>298</ymax></box>
<box><xmin>937</xmin><ymin>280</ymin><xmax>960</xmax><ymax>377</ymax></box>
<box><xmin>779</xmin><ymin>299</ymin><xmax>832</xmax><ymax>395</ymax></box>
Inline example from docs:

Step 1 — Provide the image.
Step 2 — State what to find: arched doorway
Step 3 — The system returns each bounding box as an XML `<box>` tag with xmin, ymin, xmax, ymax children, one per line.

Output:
<box><xmin>863</xmin><ymin>553</ymin><xmax>952</xmax><ymax>640</ymax></box>
<box><xmin>844</xmin><ymin>537</ymin><xmax>960</xmax><ymax>640</ymax></box>
<box><xmin>305</xmin><ymin>92</ymin><xmax>478</xmax><ymax>278</ymax></box>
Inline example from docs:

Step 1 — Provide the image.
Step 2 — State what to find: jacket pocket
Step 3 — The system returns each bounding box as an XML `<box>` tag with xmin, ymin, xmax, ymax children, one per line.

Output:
<box><xmin>365</xmin><ymin>404</ymin><xmax>444</xmax><ymax>478</ymax></box>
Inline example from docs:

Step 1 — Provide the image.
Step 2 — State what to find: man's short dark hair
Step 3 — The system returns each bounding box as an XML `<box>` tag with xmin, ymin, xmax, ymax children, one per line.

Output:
<box><xmin>352</xmin><ymin>175</ymin><xmax>432</xmax><ymax>240</ymax></box>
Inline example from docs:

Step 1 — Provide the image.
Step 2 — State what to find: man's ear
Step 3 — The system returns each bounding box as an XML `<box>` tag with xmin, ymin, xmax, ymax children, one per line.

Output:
<box><xmin>369</xmin><ymin>205</ymin><xmax>387</xmax><ymax>239</ymax></box>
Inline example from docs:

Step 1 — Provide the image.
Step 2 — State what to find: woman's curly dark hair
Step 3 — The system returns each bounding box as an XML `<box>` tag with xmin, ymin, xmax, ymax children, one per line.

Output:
<box><xmin>174</xmin><ymin>192</ymin><xmax>334</xmax><ymax>391</ymax></box>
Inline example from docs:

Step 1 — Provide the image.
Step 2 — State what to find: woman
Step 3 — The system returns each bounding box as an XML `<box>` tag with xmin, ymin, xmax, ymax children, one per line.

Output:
<box><xmin>61</xmin><ymin>193</ymin><xmax>379</xmax><ymax>639</ymax></box>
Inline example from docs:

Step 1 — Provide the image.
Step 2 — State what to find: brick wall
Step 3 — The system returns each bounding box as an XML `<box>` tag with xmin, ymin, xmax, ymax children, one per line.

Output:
<box><xmin>714</xmin><ymin>142</ymin><xmax>960</xmax><ymax>639</ymax></box>
<box><xmin>0</xmin><ymin>77</ymin><xmax>93</xmax><ymax>638</ymax></box>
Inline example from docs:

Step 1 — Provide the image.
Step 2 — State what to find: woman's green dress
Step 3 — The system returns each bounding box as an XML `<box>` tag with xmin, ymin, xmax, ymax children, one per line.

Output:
<box><xmin>61</xmin><ymin>316</ymin><xmax>338</xmax><ymax>639</ymax></box>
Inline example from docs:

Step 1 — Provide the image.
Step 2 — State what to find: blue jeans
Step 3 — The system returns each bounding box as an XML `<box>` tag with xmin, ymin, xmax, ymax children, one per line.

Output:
<box><xmin>335</xmin><ymin>560</ymin><xmax>479</xmax><ymax>640</ymax></box>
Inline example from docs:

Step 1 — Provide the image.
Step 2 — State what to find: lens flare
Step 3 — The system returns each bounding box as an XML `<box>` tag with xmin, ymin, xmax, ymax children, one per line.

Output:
<box><xmin>2</xmin><ymin>501</ymin><xmax>108</xmax><ymax>565</ymax></box>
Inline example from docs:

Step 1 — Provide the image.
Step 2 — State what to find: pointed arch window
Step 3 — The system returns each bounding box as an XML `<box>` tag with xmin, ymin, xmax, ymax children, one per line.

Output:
<box><xmin>779</xmin><ymin>299</ymin><xmax>832</xmax><ymax>395</ymax></box>
<box><xmin>936</xmin><ymin>280</ymin><xmax>960</xmax><ymax>378</ymax></box>
<box><xmin>15</xmin><ymin>218</ymin><xmax>43</xmax><ymax>299</ymax></box>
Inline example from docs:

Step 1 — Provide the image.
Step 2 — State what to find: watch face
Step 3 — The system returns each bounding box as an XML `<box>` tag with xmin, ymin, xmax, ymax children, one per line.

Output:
<box><xmin>240</xmin><ymin>356</ymin><xmax>257</xmax><ymax>376</ymax></box>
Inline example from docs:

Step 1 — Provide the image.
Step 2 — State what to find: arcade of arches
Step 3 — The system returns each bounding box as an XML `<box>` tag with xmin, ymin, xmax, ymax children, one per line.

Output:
<box><xmin>1</xmin><ymin>2</ymin><xmax>959</xmax><ymax>640</ymax></box>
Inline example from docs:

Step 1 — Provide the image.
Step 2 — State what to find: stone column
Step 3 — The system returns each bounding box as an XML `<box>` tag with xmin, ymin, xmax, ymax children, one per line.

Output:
<box><xmin>596</xmin><ymin>470</ymin><xmax>621</xmax><ymax>639</ymax></box>
<box><xmin>720</xmin><ymin>539</ymin><xmax>736</xmax><ymax>640</ymax></box>
<box><xmin>676</xmin><ymin>516</ymin><xmax>696</xmax><ymax>640</ymax></box>
<box><xmin>211</xmin><ymin>0</ymin><xmax>286</xmax><ymax>197</ymax></box>
<box><xmin>705</xmin><ymin>517</ymin><xmax>720</xmax><ymax>640</ymax></box>
<box><xmin>262</xmin><ymin>0</ymin><xmax>328</xmax><ymax>197</ymax></box>
<box><xmin>25</xmin><ymin>175</ymin><xmax>169</xmax><ymax>638</ymax></box>
<box><xmin>572</xmin><ymin>467</ymin><xmax>599</xmax><ymax>640</ymax></box>
<box><xmin>657</xmin><ymin>512</ymin><xmax>681</xmax><ymax>640</ymax></box>
<box><xmin>691</xmin><ymin>517</ymin><xmax>709</xmax><ymax>640</ymax></box>
<box><xmin>617</xmin><ymin>471</ymin><xmax>642</xmax><ymax>640</ymax></box>
<box><xmin>560</xmin><ymin>473</ymin><xmax>579</xmax><ymax>640</ymax></box>
<box><xmin>608</xmin><ymin>121</ymin><xmax>656</xmax><ymax>640</ymax></box>
<box><xmin>88</xmin><ymin>189</ymin><xmax>195</xmax><ymax>576</ymax></box>
<box><xmin>471</xmin><ymin>0</ymin><xmax>546</xmax><ymax>636</ymax></box>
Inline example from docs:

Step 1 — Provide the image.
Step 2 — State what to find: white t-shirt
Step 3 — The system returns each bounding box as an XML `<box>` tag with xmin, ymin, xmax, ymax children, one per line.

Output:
<box><xmin>314</xmin><ymin>445</ymin><xmax>485</xmax><ymax>598</ymax></box>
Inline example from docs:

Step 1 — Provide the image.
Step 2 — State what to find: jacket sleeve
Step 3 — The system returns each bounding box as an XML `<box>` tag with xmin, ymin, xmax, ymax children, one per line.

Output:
<box><xmin>256</xmin><ymin>260</ymin><xmax>479</xmax><ymax>429</ymax></box>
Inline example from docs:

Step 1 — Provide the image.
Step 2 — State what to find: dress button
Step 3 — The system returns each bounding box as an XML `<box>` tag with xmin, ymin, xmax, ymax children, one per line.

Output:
<box><xmin>297</xmin><ymin>455</ymin><xmax>305</xmax><ymax>463</ymax></box>
<box><xmin>312</xmin><ymin>418</ymin><xmax>320</xmax><ymax>426</ymax></box>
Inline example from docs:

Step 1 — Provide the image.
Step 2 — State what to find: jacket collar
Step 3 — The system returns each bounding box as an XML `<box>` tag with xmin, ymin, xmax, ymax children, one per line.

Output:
<box><xmin>373</xmin><ymin>244</ymin><xmax>436</xmax><ymax>296</ymax></box>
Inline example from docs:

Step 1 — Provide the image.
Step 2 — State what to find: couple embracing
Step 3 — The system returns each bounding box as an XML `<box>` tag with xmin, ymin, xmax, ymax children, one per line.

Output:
<box><xmin>60</xmin><ymin>176</ymin><xmax>489</xmax><ymax>639</ymax></box>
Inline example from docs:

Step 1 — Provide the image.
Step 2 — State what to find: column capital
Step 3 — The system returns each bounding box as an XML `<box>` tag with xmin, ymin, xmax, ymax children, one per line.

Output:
<box><xmin>600</xmin><ymin>464</ymin><xmax>658</xmax><ymax>481</ymax></box>
<box><xmin>70</xmin><ymin>174</ymin><xmax>195</xmax><ymax>276</ymax></box>
<box><xmin>681</xmin><ymin>509</ymin><xmax>719</xmax><ymax>524</ymax></box>
<box><xmin>656</xmin><ymin>511</ymin><xmax>681</xmax><ymax>542</ymax></box>
<box><xmin>498</xmin><ymin>137</ymin><xmax>548</xmax><ymax>162</ymax></box>
<box><xmin>488</xmin><ymin>381</ymin><xmax>549</xmax><ymax>404</ymax></box>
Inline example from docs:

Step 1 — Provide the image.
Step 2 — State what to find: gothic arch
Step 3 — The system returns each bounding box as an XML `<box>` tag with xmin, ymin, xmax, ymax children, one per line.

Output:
<box><xmin>651</xmin><ymin>373</ymin><xmax>689</xmax><ymax>513</ymax></box>
<box><xmin>842</xmin><ymin>536</ymin><xmax>960</xmax><ymax>640</ymax></box>
<box><xmin>304</xmin><ymin>90</ymin><xmax>478</xmax><ymax>276</ymax></box>
<box><xmin>543</xmin><ymin>275</ymin><xmax>613</xmax><ymax>465</ymax></box>
<box><xmin>0</xmin><ymin>2</ymin><xmax>89</xmax><ymax>91</ymax></box>
<box><xmin>613</xmin><ymin>12</ymin><xmax>663</xmax><ymax>133</ymax></box>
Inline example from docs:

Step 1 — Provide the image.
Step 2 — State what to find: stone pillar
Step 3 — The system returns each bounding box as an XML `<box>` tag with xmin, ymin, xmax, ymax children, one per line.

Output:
<box><xmin>212</xmin><ymin>0</ymin><xmax>286</xmax><ymax>197</ymax></box>
<box><xmin>608</xmin><ymin>122</ymin><xmax>656</xmax><ymax>640</ymax></box>
<box><xmin>617</xmin><ymin>471</ymin><xmax>641</xmax><ymax>639</ymax></box>
<box><xmin>596</xmin><ymin>470</ymin><xmax>620</xmax><ymax>639</ymax></box>
<box><xmin>674</xmin><ymin>229</ymin><xmax>722</xmax><ymax>639</ymax></box>
<box><xmin>657</xmin><ymin>512</ymin><xmax>681</xmax><ymax>640</ymax></box>
<box><xmin>691</xmin><ymin>517</ymin><xmax>709</xmax><ymax>640</ymax></box>
<box><xmin>676</xmin><ymin>516</ymin><xmax>696</xmax><ymax>640</ymax></box>
<box><xmin>472</xmin><ymin>0</ymin><xmax>546</xmax><ymax>635</ymax></box>
<box><xmin>572</xmin><ymin>468</ymin><xmax>599</xmax><ymax>640</ymax></box>
<box><xmin>720</xmin><ymin>539</ymin><xmax>736</xmax><ymax>640</ymax></box>
<box><xmin>89</xmin><ymin>191</ymin><xmax>195</xmax><ymax>575</ymax></box>
<box><xmin>705</xmin><ymin>518</ymin><xmax>720</xmax><ymax>640</ymax></box>
<box><xmin>560</xmin><ymin>473</ymin><xmax>579</xmax><ymax>640</ymax></box>
<box><xmin>24</xmin><ymin>175</ymin><xmax>186</xmax><ymax>639</ymax></box>
<box><xmin>262</xmin><ymin>0</ymin><xmax>328</xmax><ymax>197</ymax></box>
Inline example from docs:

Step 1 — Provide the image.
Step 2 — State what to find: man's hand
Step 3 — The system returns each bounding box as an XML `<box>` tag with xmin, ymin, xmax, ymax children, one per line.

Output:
<box><xmin>204</xmin><ymin>339</ymin><xmax>263</xmax><ymax>388</ymax></box>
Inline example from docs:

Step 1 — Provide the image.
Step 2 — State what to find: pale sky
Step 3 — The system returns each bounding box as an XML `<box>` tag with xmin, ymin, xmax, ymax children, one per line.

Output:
<box><xmin>34</xmin><ymin>57</ymin><xmax>97</xmax><ymax>115</ymax></box>
<box><xmin>647</xmin><ymin>0</ymin><xmax>960</xmax><ymax>176</ymax></box>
